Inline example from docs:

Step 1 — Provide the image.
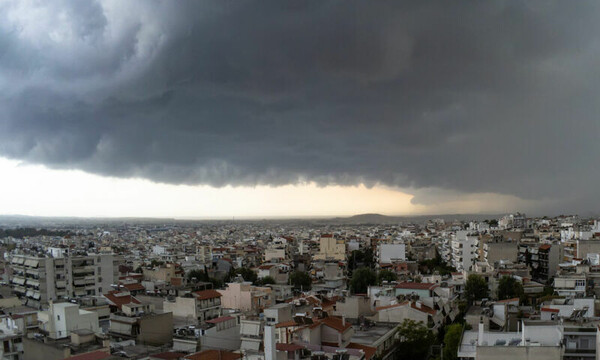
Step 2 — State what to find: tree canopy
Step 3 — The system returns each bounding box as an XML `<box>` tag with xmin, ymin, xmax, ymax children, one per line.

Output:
<box><xmin>442</xmin><ymin>323</ymin><xmax>463</xmax><ymax>360</ymax></box>
<box><xmin>396</xmin><ymin>319</ymin><xmax>436</xmax><ymax>360</ymax></box>
<box><xmin>348</xmin><ymin>248</ymin><xmax>375</xmax><ymax>275</ymax></box>
<box><xmin>289</xmin><ymin>271</ymin><xmax>312</xmax><ymax>291</ymax></box>
<box><xmin>236</xmin><ymin>267</ymin><xmax>258</xmax><ymax>284</ymax></box>
<box><xmin>497</xmin><ymin>275</ymin><xmax>524</xmax><ymax>302</ymax></box>
<box><xmin>418</xmin><ymin>251</ymin><xmax>456</xmax><ymax>275</ymax></box>
<box><xmin>349</xmin><ymin>267</ymin><xmax>377</xmax><ymax>294</ymax></box>
<box><xmin>377</xmin><ymin>269</ymin><xmax>398</xmax><ymax>284</ymax></box>
<box><xmin>256</xmin><ymin>276</ymin><xmax>276</xmax><ymax>286</ymax></box>
<box><xmin>465</xmin><ymin>274</ymin><xmax>488</xmax><ymax>304</ymax></box>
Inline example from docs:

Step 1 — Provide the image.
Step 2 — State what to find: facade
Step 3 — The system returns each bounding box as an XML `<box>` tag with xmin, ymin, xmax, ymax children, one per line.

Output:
<box><xmin>537</xmin><ymin>244</ymin><xmax>562</xmax><ymax>280</ymax></box>
<box><xmin>377</xmin><ymin>243</ymin><xmax>406</xmax><ymax>265</ymax></box>
<box><xmin>109</xmin><ymin>303</ymin><xmax>173</xmax><ymax>346</ymax></box>
<box><xmin>451</xmin><ymin>231</ymin><xmax>478</xmax><ymax>272</ymax></box>
<box><xmin>218</xmin><ymin>283</ymin><xmax>273</xmax><ymax>314</ymax></box>
<box><xmin>314</xmin><ymin>235</ymin><xmax>346</xmax><ymax>261</ymax></box>
<box><xmin>482</xmin><ymin>238</ymin><xmax>518</xmax><ymax>265</ymax></box>
<box><xmin>458</xmin><ymin>321</ymin><xmax>563</xmax><ymax>360</ymax></box>
<box><xmin>163</xmin><ymin>290</ymin><xmax>222</xmax><ymax>322</ymax></box>
<box><xmin>38</xmin><ymin>302</ymin><xmax>100</xmax><ymax>340</ymax></box>
<box><xmin>10</xmin><ymin>254</ymin><xmax>121</xmax><ymax>308</ymax></box>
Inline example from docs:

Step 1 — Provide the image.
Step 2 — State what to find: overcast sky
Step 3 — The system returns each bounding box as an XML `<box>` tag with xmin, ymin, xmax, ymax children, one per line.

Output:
<box><xmin>1</xmin><ymin>1</ymin><xmax>599</xmax><ymax>218</ymax></box>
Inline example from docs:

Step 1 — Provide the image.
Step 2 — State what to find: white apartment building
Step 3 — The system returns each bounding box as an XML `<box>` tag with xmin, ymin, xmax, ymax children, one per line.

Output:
<box><xmin>38</xmin><ymin>302</ymin><xmax>100</xmax><ymax>340</ymax></box>
<box><xmin>451</xmin><ymin>231</ymin><xmax>478</xmax><ymax>272</ymax></box>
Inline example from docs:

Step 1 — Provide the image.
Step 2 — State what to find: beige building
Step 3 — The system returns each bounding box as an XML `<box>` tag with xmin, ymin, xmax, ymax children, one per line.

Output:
<box><xmin>142</xmin><ymin>263</ymin><xmax>179</xmax><ymax>283</ymax></box>
<box><xmin>109</xmin><ymin>302</ymin><xmax>173</xmax><ymax>346</ymax></box>
<box><xmin>163</xmin><ymin>289</ymin><xmax>222</xmax><ymax>322</ymax></box>
<box><xmin>314</xmin><ymin>235</ymin><xmax>346</xmax><ymax>261</ymax></box>
<box><xmin>334</xmin><ymin>296</ymin><xmax>374</xmax><ymax>320</ymax></box>
<box><xmin>218</xmin><ymin>282</ymin><xmax>272</xmax><ymax>314</ymax></box>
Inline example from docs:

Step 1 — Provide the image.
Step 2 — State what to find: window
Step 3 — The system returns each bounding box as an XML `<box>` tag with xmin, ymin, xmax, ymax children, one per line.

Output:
<box><xmin>57</xmin><ymin>315</ymin><xmax>60</xmax><ymax>321</ymax></box>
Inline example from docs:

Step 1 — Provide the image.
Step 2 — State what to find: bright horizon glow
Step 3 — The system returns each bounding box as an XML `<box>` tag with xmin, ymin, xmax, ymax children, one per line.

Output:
<box><xmin>0</xmin><ymin>157</ymin><xmax>425</xmax><ymax>218</ymax></box>
<box><xmin>0</xmin><ymin>157</ymin><xmax>536</xmax><ymax>219</ymax></box>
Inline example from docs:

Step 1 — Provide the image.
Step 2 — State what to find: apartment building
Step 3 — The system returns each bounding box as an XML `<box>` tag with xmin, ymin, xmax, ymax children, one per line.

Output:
<box><xmin>482</xmin><ymin>236</ymin><xmax>518</xmax><ymax>265</ymax></box>
<box><xmin>451</xmin><ymin>231</ymin><xmax>478</xmax><ymax>272</ymax></box>
<box><xmin>537</xmin><ymin>243</ymin><xmax>563</xmax><ymax>280</ymax></box>
<box><xmin>218</xmin><ymin>283</ymin><xmax>273</xmax><ymax>314</ymax></box>
<box><xmin>38</xmin><ymin>302</ymin><xmax>100</xmax><ymax>340</ymax></box>
<box><xmin>376</xmin><ymin>243</ymin><xmax>406</xmax><ymax>265</ymax></box>
<box><xmin>163</xmin><ymin>289</ymin><xmax>222</xmax><ymax>322</ymax></box>
<box><xmin>10</xmin><ymin>254</ymin><xmax>121</xmax><ymax>308</ymax></box>
<box><xmin>314</xmin><ymin>234</ymin><xmax>346</xmax><ymax>261</ymax></box>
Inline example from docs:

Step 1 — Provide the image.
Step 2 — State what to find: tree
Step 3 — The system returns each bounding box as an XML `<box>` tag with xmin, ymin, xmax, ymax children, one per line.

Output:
<box><xmin>377</xmin><ymin>270</ymin><xmax>397</xmax><ymax>284</ymax></box>
<box><xmin>396</xmin><ymin>319</ymin><xmax>435</xmax><ymax>360</ymax></box>
<box><xmin>236</xmin><ymin>268</ymin><xmax>258</xmax><ymax>284</ymax></box>
<box><xmin>149</xmin><ymin>259</ymin><xmax>164</xmax><ymax>268</ymax></box>
<box><xmin>497</xmin><ymin>276</ymin><xmax>524</xmax><ymax>302</ymax></box>
<box><xmin>256</xmin><ymin>276</ymin><xmax>276</xmax><ymax>286</ymax></box>
<box><xmin>418</xmin><ymin>251</ymin><xmax>456</xmax><ymax>276</ymax></box>
<box><xmin>289</xmin><ymin>271</ymin><xmax>312</xmax><ymax>291</ymax></box>
<box><xmin>465</xmin><ymin>274</ymin><xmax>488</xmax><ymax>304</ymax></box>
<box><xmin>349</xmin><ymin>267</ymin><xmax>377</xmax><ymax>294</ymax></box>
<box><xmin>348</xmin><ymin>248</ymin><xmax>375</xmax><ymax>275</ymax></box>
<box><xmin>442</xmin><ymin>324</ymin><xmax>463</xmax><ymax>360</ymax></box>
<box><xmin>187</xmin><ymin>269</ymin><xmax>209</xmax><ymax>282</ymax></box>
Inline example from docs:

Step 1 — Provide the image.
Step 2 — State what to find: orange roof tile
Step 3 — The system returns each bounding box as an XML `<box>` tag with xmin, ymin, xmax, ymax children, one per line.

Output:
<box><xmin>347</xmin><ymin>343</ymin><xmax>377</xmax><ymax>360</ymax></box>
<box><xmin>320</xmin><ymin>316</ymin><xmax>352</xmax><ymax>333</ymax></box>
<box><xmin>194</xmin><ymin>289</ymin><xmax>222</xmax><ymax>300</ymax></box>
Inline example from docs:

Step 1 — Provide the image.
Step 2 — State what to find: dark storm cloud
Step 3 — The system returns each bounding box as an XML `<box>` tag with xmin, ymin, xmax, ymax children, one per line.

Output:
<box><xmin>1</xmin><ymin>0</ymin><xmax>600</xmax><ymax>212</ymax></box>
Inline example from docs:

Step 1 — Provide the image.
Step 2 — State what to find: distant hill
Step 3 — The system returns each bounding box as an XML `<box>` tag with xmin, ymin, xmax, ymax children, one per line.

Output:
<box><xmin>328</xmin><ymin>213</ymin><xmax>502</xmax><ymax>224</ymax></box>
<box><xmin>0</xmin><ymin>212</ymin><xmax>503</xmax><ymax>227</ymax></box>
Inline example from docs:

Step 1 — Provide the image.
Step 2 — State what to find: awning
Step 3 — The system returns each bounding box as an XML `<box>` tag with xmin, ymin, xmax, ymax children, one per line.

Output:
<box><xmin>26</xmin><ymin>279</ymin><xmax>40</xmax><ymax>287</ymax></box>
<box><xmin>241</xmin><ymin>340</ymin><xmax>261</xmax><ymax>351</ymax></box>
<box><xmin>33</xmin><ymin>292</ymin><xmax>41</xmax><ymax>300</ymax></box>
<box><xmin>26</xmin><ymin>290</ymin><xmax>34</xmax><ymax>297</ymax></box>
<box><xmin>12</xmin><ymin>277</ymin><xmax>25</xmax><ymax>285</ymax></box>
<box><xmin>12</xmin><ymin>257</ymin><xmax>24</xmax><ymax>265</ymax></box>
<box><xmin>24</xmin><ymin>259</ymin><xmax>39</xmax><ymax>268</ymax></box>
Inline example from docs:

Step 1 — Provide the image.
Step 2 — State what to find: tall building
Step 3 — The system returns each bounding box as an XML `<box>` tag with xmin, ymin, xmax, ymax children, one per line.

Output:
<box><xmin>10</xmin><ymin>254</ymin><xmax>122</xmax><ymax>308</ymax></box>
<box><xmin>314</xmin><ymin>234</ymin><xmax>346</xmax><ymax>261</ymax></box>
<box><xmin>451</xmin><ymin>231</ymin><xmax>478</xmax><ymax>272</ymax></box>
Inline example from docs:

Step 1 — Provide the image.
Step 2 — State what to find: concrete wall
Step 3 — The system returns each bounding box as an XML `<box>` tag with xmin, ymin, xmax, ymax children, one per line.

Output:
<box><xmin>138</xmin><ymin>311</ymin><xmax>173</xmax><ymax>346</ymax></box>
<box><xmin>334</xmin><ymin>296</ymin><xmax>374</xmax><ymax>319</ymax></box>
<box><xmin>476</xmin><ymin>346</ymin><xmax>561</xmax><ymax>360</ymax></box>
<box><xmin>164</xmin><ymin>297</ymin><xmax>197</xmax><ymax>319</ymax></box>
<box><xmin>379</xmin><ymin>244</ymin><xmax>406</xmax><ymax>264</ymax></box>
<box><xmin>577</xmin><ymin>240</ymin><xmax>600</xmax><ymax>259</ymax></box>
<box><xmin>22</xmin><ymin>337</ymin><xmax>68</xmax><ymax>360</ymax></box>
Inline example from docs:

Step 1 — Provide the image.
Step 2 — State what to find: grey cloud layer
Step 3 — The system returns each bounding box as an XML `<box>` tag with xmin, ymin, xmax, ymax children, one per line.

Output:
<box><xmin>1</xmin><ymin>1</ymin><xmax>600</xmax><ymax>212</ymax></box>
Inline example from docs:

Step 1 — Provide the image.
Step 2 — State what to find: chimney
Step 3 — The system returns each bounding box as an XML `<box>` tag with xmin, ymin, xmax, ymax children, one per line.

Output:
<box><xmin>264</xmin><ymin>325</ymin><xmax>276</xmax><ymax>360</ymax></box>
<box><xmin>478</xmin><ymin>319</ymin><xmax>484</xmax><ymax>346</ymax></box>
